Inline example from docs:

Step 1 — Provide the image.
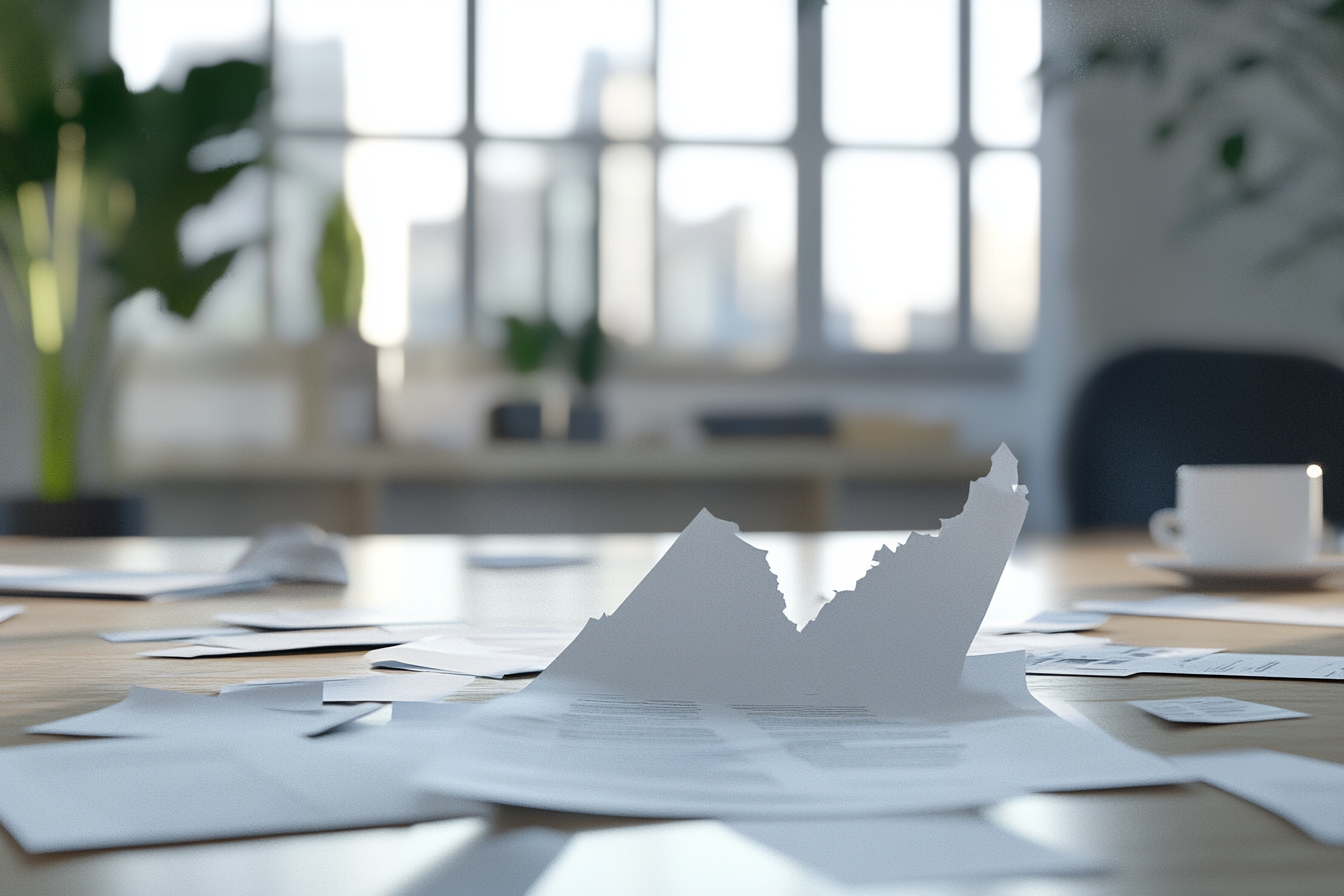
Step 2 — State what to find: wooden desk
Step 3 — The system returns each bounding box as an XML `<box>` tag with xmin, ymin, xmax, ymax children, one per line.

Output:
<box><xmin>3</xmin><ymin>530</ymin><xmax>1344</xmax><ymax>894</ymax></box>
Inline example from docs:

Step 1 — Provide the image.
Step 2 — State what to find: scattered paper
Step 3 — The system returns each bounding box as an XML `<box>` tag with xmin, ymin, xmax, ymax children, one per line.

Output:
<box><xmin>0</xmin><ymin>564</ymin><xmax>272</xmax><ymax>601</ymax></box>
<box><xmin>1129</xmin><ymin>697</ymin><xmax>1309</xmax><ymax>724</ymax></box>
<box><xmin>229</xmin><ymin>521</ymin><xmax>349</xmax><ymax>584</ymax></box>
<box><xmin>412</xmin><ymin>448</ymin><xmax>1188</xmax><ymax>818</ymax></box>
<box><xmin>728</xmin><ymin>814</ymin><xmax>1105</xmax><ymax>885</ymax></box>
<box><xmin>138</xmin><ymin>626</ymin><xmax>436</xmax><ymax>658</ymax></box>
<box><xmin>99</xmin><ymin>626</ymin><xmax>253</xmax><ymax>643</ymax></box>
<box><xmin>968</xmin><ymin>632</ymin><xmax>1109</xmax><ymax>656</ymax></box>
<box><xmin>980</xmin><ymin>610</ymin><xmax>1109</xmax><ymax>635</ymax></box>
<box><xmin>1028</xmin><ymin>646</ymin><xmax>1344</xmax><ymax>680</ymax></box>
<box><xmin>397</xmin><ymin>827</ymin><xmax>572</xmax><ymax>896</ymax></box>
<box><xmin>216</xmin><ymin>608</ymin><xmax>458</xmax><ymax>630</ymax></box>
<box><xmin>366</xmin><ymin>627</ymin><xmax>580</xmax><ymax>678</ymax></box>
<box><xmin>1171</xmin><ymin>750</ymin><xmax>1344</xmax><ymax>846</ymax></box>
<box><xmin>467</xmin><ymin>554</ymin><xmax>590</xmax><ymax>569</ymax></box>
<box><xmin>0</xmin><ymin>605</ymin><xmax>23</xmax><ymax>624</ymax></box>
<box><xmin>1026</xmin><ymin>646</ymin><xmax>1223</xmax><ymax>677</ymax></box>
<box><xmin>1077</xmin><ymin>595</ymin><xmax>1344</xmax><ymax>629</ymax></box>
<box><xmin>0</xmin><ymin>735</ymin><xmax>478</xmax><ymax>853</ymax></box>
<box><xmin>221</xmin><ymin>672</ymin><xmax>474</xmax><ymax>703</ymax></box>
<box><xmin>26</xmin><ymin>684</ymin><xmax>377</xmax><ymax>738</ymax></box>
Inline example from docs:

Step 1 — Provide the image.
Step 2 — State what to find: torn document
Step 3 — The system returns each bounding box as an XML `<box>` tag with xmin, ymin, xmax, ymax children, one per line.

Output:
<box><xmin>366</xmin><ymin>627</ymin><xmax>581</xmax><ymax>678</ymax></box>
<box><xmin>0</xmin><ymin>735</ymin><xmax>478</xmax><ymax>853</ymax></box>
<box><xmin>1029</xmin><ymin>646</ymin><xmax>1344</xmax><ymax>680</ymax></box>
<box><xmin>1129</xmin><ymin>697</ymin><xmax>1308</xmax><ymax>724</ymax></box>
<box><xmin>1077</xmin><ymin>595</ymin><xmax>1344</xmax><ymax>629</ymax></box>
<box><xmin>26</xmin><ymin>684</ymin><xmax>377</xmax><ymax>738</ymax></box>
<box><xmin>137</xmin><ymin>626</ymin><xmax>438</xmax><ymax>658</ymax></box>
<box><xmin>229</xmin><ymin>521</ymin><xmax>348</xmax><ymax>584</ymax></box>
<box><xmin>1171</xmin><ymin>750</ymin><xmax>1344</xmax><ymax>846</ymax></box>
<box><xmin>0</xmin><ymin>564</ymin><xmax>272</xmax><ymax>600</ymax></box>
<box><xmin>411</xmin><ymin>446</ymin><xmax>1187</xmax><ymax>818</ymax></box>
<box><xmin>221</xmin><ymin>671</ymin><xmax>474</xmax><ymax>703</ymax></box>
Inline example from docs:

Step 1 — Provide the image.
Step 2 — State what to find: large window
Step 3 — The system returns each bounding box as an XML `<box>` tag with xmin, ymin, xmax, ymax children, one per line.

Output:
<box><xmin>111</xmin><ymin>0</ymin><xmax>1041</xmax><ymax>367</ymax></box>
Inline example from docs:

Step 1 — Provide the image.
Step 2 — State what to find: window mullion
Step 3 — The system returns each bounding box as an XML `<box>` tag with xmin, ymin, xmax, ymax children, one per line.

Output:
<box><xmin>955</xmin><ymin>0</ymin><xmax>974</xmax><ymax>351</ymax></box>
<box><xmin>791</xmin><ymin>0</ymin><xmax>825</xmax><ymax>362</ymax></box>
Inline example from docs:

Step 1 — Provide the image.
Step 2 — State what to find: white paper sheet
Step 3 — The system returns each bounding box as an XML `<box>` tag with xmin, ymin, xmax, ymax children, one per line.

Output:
<box><xmin>366</xmin><ymin>627</ymin><xmax>580</xmax><ymax>678</ymax></box>
<box><xmin>0</xmin><ymin>605</ymin><xmax>23</xmax><ymax>624</ymax></box>
<box><xmin>1026</xmin><ymin>645</ymin><xmax>1223</xmax><ymax>677</ymax></box>
<box><xmin>1170</xmin><ymin>749</ymin><xmax>1344</xmax><ymax>845</ymax></box>
<box><xmin>99</xmin><ymin>625</ymin><xmax>253</xmax><ymax>643</ymax></box>
<box><xmin>1129</xmin><ymin>697</ymin><xmax>1309</xmax><ymax>724</ymax></box>
<box><xmin>0</xmin><ymin>564</ymin><xmax>273</xmax><ymax>600</ymax></box>
<box><xmin>138</xmin><ymin>626</ymin><xmax>438</xmax><ymax>658</ymax></box>
<box><xmin>0</xmin><ymin>735</ymin><xmax>479</xmax><ymax>853</ymax></box>
<box><xmin>26</xmin><ymin>684</ymin><xmax>378</xmax><ymax>738</ymax></box>
<box><xmin>467</xmin><ymin>554</ymin><xmax>590</xmax><ymax>569</ymax></box>
<box><xmin>1028</xmin><ymin>646</ymin><xmax>1344</xmax><ymax>680</ymax></box>
<box><xmin>728</xmin><ymin>814</ymin><xmax>1105</xmax><ymax>884</ymax></box>
<box><xmin>221</xmin><ymin>672</ymin><xmax>474</xmax><ymax>703</ymax></box>
<box><xmin>980</xmin><ymin>610</ymin><xmax>1109</xmax><ymax>635</ymax></box>
<box><xmin>1077</xmin><ymin>594</ymin><xmax>1344</xmax><ymax>628</ymax></box>
<box><xmin>215</xmin><ymin>608</ymin><xmax>459</xmax><ymax>630</ymax></box>
<box><xmin>412</xmin><ymin>449</ymin><xmax>1187</xmax><ymax>818</ymax></box>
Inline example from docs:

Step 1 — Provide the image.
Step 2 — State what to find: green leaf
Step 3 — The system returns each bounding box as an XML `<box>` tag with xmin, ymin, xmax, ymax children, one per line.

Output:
<box><xmin>503</xmin><ymin>316</ymin><xmax>562</xmax><ymax>374</ymax></box>
<box><xmin>317</xmin><ymin>196</ymin><xmax>364</xmax><ymax>328</ymax></box>
<box><xmin>1219</xmin><ymin>133</ymin><xmax>1246</xmax><ymax>172</ymax></box>
<box><xmin>572</xmin><ymin>314</ymin><xmax>606</xmax><ymax>388</ymax></box>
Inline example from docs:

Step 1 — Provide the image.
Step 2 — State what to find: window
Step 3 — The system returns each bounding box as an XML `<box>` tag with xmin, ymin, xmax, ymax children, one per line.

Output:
<box><xmin>111</xmin><ymin>0</ymin><xmax>1041</xmax><ymax>367</ymax></box>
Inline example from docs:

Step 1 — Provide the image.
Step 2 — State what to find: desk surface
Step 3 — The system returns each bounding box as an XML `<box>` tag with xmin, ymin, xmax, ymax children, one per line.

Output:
<box><xmin>4</xmin><ymin>530</ymin><xmax>1344</xmax><ymax>895</ymax></box>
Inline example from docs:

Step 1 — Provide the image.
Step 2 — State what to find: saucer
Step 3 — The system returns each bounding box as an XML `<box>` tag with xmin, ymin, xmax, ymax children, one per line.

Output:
<box><xmin>1128</xmin><ymin>553</ymin><xmax>1344</xmax><ymax>590</ymax></box>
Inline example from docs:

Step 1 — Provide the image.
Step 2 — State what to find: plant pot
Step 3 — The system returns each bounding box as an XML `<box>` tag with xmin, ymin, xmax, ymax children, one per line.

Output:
<box><xmin>490</xmin><ymin>402</ymin><xmax>543</xmax><ymax>440</ymax></box>
<box><xmin>567</xmin><ymin>403</ymin><xmax>604</xmax><ymax>441</ymax></box>
<box><xmin>2</xmin><ymin>497</ymin><xmax>144</xmax><ymax>536</ymax></box>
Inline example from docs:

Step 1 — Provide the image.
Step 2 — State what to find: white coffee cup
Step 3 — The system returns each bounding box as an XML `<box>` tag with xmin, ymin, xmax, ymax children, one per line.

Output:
<box><xmin>1149</xmin><ymin>464</ymin><xmax>1323</xmax><ymax>566</ymax></box>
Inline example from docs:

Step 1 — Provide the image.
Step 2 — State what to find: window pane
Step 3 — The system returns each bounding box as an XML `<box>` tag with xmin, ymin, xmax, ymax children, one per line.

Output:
<box><xmin>478</xmin><ymin>0</ymin><xmax>653</xmax><ymax>138</ymax></box>
<box><xmin>112</xmin><ymin>0</ymin><xmax>268</xmax><ymax>91</ymax></box>
<box><xmin>824</xmin><ymin>150</ymin><xmax>958</xmax><ymax>353</ymax></box>
<box><xmin>824</xmin><ymin>0</ymin><xmax>958</xmax><ymax>146</ymax></box>
<box><xmin>275</xmin><ymin>0</ymin><xmax>466</xmax><ymax>136</ymax></box>
<box><xmin>971</xmin><ymin>0</ymin><xmax>1041</xmax><ymax>147</ymax></box>
<box><xmin>475</xmin><ymin>142</ymin><xmax>598</xmax><ymax>340</ymax></box>
<box><xmin>658</xmin><ymin>0</ymin><xmax>795</xmax><ymax>142</ymax></box>
<box><xmin>274</xmin><ymin>137</ymin><xmax>345</xmax><ymax>343</ymax></box>
<box><xmin>971</xmin><ymin>151</ymin><xmax>1039</xmax><ymax>352</ymax></box>
<box><xmin>345</xmin><ymin>140</ymin><xmax>467</xmax><ymax>346</ymax></box>
<box><xmin>599</xmin><ymin>144</ymin><xmax>655</xmax><ymax>346</ymax></box>
<box><xmin>658</xmin><ymin>147</ymin><xmax>796</xmax><ymax>361</ymax></box>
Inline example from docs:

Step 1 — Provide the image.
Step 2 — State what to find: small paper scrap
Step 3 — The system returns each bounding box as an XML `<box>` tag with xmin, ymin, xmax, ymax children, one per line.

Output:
<box><xmin>0</xmin><ymin>605</ymin><xmax>23</xmax><ymax>624</ymax></box>
<box><xmin>1129</xmin><ymin>696</ymin><xmax>1309</xmax><ymax>725</ymax></box>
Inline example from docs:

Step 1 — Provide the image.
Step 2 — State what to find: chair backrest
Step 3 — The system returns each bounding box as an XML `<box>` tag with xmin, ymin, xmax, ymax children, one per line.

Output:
<box><xmin>1065</xmin><ymin>348</ymin><xmax>1344</xmax><ymax>528</ymax></box>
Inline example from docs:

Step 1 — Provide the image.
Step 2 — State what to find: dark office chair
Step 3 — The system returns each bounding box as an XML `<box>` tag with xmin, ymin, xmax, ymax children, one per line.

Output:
<box><xmin>1065</xmin><ymin>348</ymin><xmax>1344</xmax><ymax>528</ymax></box>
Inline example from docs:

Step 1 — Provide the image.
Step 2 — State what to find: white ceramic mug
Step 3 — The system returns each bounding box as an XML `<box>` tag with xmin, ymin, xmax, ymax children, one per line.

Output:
<box><xmin>1149</xmin><ymin>464</ymin><xmax>1323</xmax><ymax>566</ymax></box>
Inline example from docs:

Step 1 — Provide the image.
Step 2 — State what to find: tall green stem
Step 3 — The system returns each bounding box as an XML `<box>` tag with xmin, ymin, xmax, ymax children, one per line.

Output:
<box><xmin>37</xmin><ymin>350</ymin><xmax>79</xmax><ymax>501</ymax></box>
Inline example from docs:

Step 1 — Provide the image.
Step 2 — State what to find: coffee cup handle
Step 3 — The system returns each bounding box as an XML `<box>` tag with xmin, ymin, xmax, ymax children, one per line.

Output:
<box><xmin>1149</xmin><ymin>508</ymin><xmax>1181</xmax><ymax>549</ymax></box>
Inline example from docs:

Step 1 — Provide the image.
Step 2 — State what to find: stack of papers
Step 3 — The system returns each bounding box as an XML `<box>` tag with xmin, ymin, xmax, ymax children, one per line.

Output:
<box><xmin>1129</xmin><ymin>697</ymin><xmax>1308</xmax><ymax>724</ymax></box>
<box><xmin>1027</xmin><ymin>645</ymin><xmax>1344</xmax><ymax>680</ymax></box>
<box><xmin>367</xmin><ymin>628</ymin><xmax>581</xmax><ymax>677</ymax></box>
<box><xmin>1077</xmin><ymin>595</ymin><xmax>1344</xmax><ymax>628</ymax></box>
<box><xmin>220</xmin><ymin>672</ymin><xmax>474</xmax><ymax>703</ymax></box>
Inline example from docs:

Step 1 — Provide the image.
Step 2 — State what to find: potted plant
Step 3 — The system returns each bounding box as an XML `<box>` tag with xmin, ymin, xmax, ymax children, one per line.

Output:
<box><xmin>0</xmin><ymin>3</ymin><xmax>265</xmax><ymax>534</ymax></box>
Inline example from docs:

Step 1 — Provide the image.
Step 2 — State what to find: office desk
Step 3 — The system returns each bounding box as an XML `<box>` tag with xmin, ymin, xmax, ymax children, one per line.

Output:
<box><xmin>3</xmin><ymin>530</ymin><xmax>1344</xmax><ymax>894</ymax></box>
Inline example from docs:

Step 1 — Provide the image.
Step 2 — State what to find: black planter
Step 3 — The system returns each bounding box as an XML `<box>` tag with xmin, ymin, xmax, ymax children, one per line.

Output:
<box><xmin>490</xmin><ymin>402</ymin><xmax>543</xmax><ymax>440</ymax></box>
<box><xmin>567</xmin><ymin>403</ymin><xmax>604</xmax><ymax>441</ymax></box>
<box><xmin>1</xmin><ymin>497</ymin><xmax>144</xmax><ymax>537</ymax></box>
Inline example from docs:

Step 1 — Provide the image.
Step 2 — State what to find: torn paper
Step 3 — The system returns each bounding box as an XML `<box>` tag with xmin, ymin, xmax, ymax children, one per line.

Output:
<box><xmin>1171</xmin><ymin>750</ymin><xmax>1344</xmax><ymax>846</ymax></box>
<box><xmin>1129</xmin><ymin>697</ymin><xmax>1308</xmax><ymax>724</ymax></box>
<box><xmin>366</xmin><ymin>627</ymin><xmax>581</xmax><ymax>678</ymax></box>
<box><xmin>412</xmin><ymin>447</ymin><xmax>1187</xmax><ymax>818</ymax></box>
<box><xmin>222</xmin><ymin>672</ymin><xmax>474</xmax><ymax>703</ymax></box>
<box><xmin>0</xmin><ymin>735</ymin><xmax>478</xmax><ymax>853</ymax></box>
<box><xmin>26</xmin><ymin>684</ymin><xmax>377</xmax><ymax>738</ymax></box>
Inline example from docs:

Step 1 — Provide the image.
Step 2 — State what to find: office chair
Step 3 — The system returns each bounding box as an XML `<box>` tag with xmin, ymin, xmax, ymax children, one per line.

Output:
<box><xmin>1065</xmin><ymin>348</ymin><xmax>1344</xmax><ymax>528</ymax></box>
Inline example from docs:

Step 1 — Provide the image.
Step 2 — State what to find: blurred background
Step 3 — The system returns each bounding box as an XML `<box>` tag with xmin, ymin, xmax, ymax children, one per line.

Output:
<box><xmin>1</xmin><ymin>0</ymin><xmax>1340</xmax><ymax>537</ymax></box>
